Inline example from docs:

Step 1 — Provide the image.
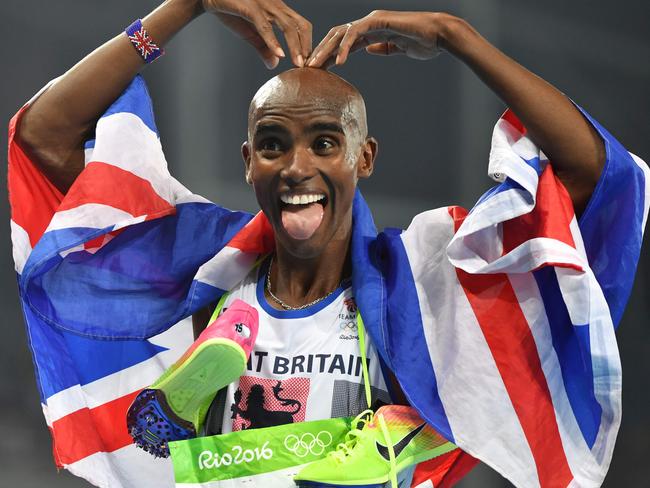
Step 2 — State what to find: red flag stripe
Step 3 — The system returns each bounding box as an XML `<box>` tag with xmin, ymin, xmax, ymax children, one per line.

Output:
<box><xmin>8</xmin><ymin>106</ymin><xmax>64</xmax><ymax>247</ymax></box>
<box><xmin>225</xmin><ymin>211</ymin><xmax>275</xmax><ymax>254</ymax></box>
<box><xmin>58</xmin><ymin>161</ymin><xmax>175</xmax><ymax>219</ymax></box>
<box><xmin>501</xmin><ymin>108</ymin><xmax>527</xmax><ymax>138</ymax></box>
<box><xmin>450</xmin><ymin>206</ymin><xmax>574</xmax><ymax>487</ymax></box>
<box><xmin>411</xmin><ymin>449</ymin><xmax>478</xmax><ymax>488</ymax></box>
<box><xmin>502</xmin><ymin>165</ymin><xmax>576</xmax><ymax>254</ymax></box>
<box><xmin>51</xmin><ymin>390</ymin><xmax>140</xmax><ymax>465</ymax></box>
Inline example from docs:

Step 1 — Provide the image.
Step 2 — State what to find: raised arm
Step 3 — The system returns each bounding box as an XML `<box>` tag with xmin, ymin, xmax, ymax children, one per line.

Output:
<box><xmin>16</xmin><ymin>0</ymin><xmax>312</xmax><ymax>193</ymax></box>
<box><xmin>307</xmin><ymin>11</ymin><xmax>605</xmax><ymax>214</ymax></box>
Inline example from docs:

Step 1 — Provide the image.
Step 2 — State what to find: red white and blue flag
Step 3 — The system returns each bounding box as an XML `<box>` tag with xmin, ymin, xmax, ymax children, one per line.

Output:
<box><xmin>8</xmin><ymin>77</ymin><xmax>649</xmax><ymax>487</ymax></box>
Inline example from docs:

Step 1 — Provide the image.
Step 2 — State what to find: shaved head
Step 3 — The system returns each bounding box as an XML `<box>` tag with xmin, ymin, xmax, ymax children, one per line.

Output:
<box><xmin>248</xmin><ymin>68</ymin><xmax>368</xmax><ymax>161</ymax></box>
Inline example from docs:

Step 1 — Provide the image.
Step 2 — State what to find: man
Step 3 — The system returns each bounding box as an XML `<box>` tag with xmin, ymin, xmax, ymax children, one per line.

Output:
<box><xmin>8</xmin><ymin>0</ymin><xmax>648</xmax><ymax>487</ymax></box>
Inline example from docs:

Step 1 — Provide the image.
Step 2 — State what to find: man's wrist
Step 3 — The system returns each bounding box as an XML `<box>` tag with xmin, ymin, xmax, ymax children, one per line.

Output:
<box><xmin>436</xmin><ymin>14</ymin><xmax>480</xmax><ymax>59</ymax></box>
<box><xmin>169</xmin><ymin>0</ymin><xmax>205</xmax><ymax>18</ymax></box>
<box><xmin>142</xmin><ymin>0</ymin><xmax>205</xmax><ymax>50</ymax></box>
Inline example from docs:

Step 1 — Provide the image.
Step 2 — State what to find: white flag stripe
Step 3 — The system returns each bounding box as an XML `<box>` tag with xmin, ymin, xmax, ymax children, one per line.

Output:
<box><xmin>47</xmin><ymin>203</ymin><xmax>136</xmax><ymax>233</ymax></box>
<box><xmin>555</xmin><ymin>268</ymin><xmax>591</xmax><ymax>326</ymax></box>
<box><xmin>489</xmin><ymin>119</ymin><xmax>540</xmax><ymax>191</ymax></box>
<box><xmin>569</xmin><ymin>217</ymin><xmax>587</xmax><ymax>259</ymax></box>
<box><xmin>91</xmin><ymin>112</ymin><xmax>175</xmax><ymax>204</ymax></box>
<box><xmin>10</xmin><ymin>219</ymin><xmax>31</xmax><ymax>273</ymax></box>
<box><xmin>630</xmin><ymin>152</ymin><xmax>650</xmax><ymax>231</ymax></box>
<box><xmin>195</xmin><ymin>246</ymin><xmax>259</xmax><ymax>291</ymax></box>
<box><xmin>452</xmin><ymin>187</ymin><xmax>533</xmax><ymax>236</ymax></box>
<box><xmin>582</xmin><ymin>269</ymin><xmax>621</xmax><ymax>468</ymax></box>
<box><xmin>451</xmin><ymin>234</ymin><xmax>586</xmax><ymax>275</ymax></box>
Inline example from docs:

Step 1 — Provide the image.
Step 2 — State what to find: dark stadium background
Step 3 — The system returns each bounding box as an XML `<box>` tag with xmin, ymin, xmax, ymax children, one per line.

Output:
<box><xmin>1</xmin><ymin>1</ymin><xmax>648</xmax><ymax>486</ymax></box>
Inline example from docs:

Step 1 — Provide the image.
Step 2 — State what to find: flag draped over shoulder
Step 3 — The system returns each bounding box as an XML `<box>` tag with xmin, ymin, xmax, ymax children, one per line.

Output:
<box><xmin>8</xmin><ymin>76</ymin><xmax>649</xmax><ymax>488</ymax></box>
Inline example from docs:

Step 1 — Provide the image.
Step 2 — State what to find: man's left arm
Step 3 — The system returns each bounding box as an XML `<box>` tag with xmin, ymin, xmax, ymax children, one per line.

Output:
<box><xmin>307</xmin><ymin>11</ymin><xmax>604</xmax><ymax>215</ymax></box>
<box><xmin>441</xmin><ymin>16</ymin><xmax>605</xmax><ymax>216</ymax></box>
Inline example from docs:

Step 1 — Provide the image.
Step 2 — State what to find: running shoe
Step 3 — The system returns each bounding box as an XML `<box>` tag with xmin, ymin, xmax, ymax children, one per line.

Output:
<box><xmin>127</xmin><ymin>298</ymin><xmax>258</xmax><ymax>457</ymax></box>
<box><xmin>294</xmin><ymin>405</ymin><xmax>457</xmax><ymax>488</ymax></box>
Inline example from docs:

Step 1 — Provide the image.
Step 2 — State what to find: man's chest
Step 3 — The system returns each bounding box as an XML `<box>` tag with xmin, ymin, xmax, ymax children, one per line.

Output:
<box><xmin>218</xmin><ymin>282</ymin><xmax>389</xmax><ymax>433</ymax></box>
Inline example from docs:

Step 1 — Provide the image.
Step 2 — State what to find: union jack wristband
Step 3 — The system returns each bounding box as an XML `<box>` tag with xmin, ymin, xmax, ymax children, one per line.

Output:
<box><xmin>125</xmin><ymin>19</ymin><xmax>164</xmax><ymax>64</ymax></box>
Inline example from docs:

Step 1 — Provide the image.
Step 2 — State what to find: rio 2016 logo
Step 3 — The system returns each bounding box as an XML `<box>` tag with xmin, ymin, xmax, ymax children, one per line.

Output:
<box><xmin>283</xmin><ymin>431</ymin><xmax>333</xmax><ymax>458</ymax></box>
<box><xmin>198</xmin><ymin>442</ymin><xmax>272</xmax><ymax>470</ymax></box>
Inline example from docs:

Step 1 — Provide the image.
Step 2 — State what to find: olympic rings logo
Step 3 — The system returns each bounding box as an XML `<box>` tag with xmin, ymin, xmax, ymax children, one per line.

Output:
<box><xmin>339</xmin><ymin>321</ymin><xmax>357</xmax><ymax>332</ymax></box>
<box><xmin>283</xmin><ymin>431</ymin><xmax>333</xmax><ymax>458</ymax></box>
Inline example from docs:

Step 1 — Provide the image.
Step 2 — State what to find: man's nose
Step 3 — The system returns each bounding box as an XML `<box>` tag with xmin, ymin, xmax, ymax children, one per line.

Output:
<box><xmin>280</xmin><ymin>146</ymin><xmax>315</xmax><ymax>184</ymax></box>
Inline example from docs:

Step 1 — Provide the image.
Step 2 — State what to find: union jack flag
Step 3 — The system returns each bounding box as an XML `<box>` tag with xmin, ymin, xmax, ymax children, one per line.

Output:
<box><xmin>126</xmin><ymin>20</ymin><xmax>163</xmax><ymax>63</ymax></box>
<box><xmin>8</xmin><ymin>76</ymin><xmax>649</xmax><ymax>487</ymax></box>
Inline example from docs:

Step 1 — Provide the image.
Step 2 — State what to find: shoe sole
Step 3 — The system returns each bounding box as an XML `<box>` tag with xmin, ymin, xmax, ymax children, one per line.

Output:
<box><xmin>153</xmin><ymin>338</ymin><xmax>247</xmax><ymax>429</ymax></box>
<box><xmin>127</xmin><ymin>389</ymin><xmax>195</xmax><ymax>458</ymax></box>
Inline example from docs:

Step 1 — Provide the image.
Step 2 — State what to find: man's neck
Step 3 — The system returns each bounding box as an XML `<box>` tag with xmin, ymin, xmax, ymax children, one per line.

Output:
<box><xmin>267</xmin><ymin>233</ymin><xmax>352</xmax><ymax>310</ymax></box>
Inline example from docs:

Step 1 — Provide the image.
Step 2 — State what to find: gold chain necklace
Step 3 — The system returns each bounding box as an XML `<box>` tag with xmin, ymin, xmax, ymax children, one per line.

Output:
<box><xmin>265</xmin><ymin>257</ymin><xmax>344</xmax><ymax>311</ymax></box>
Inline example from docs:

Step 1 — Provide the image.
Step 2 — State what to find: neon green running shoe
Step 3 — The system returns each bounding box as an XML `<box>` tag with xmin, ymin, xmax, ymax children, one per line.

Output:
<box><xmin>294</xmin><ymin>405</ymin><xmax>457</xmax><ymax>488</ymax></box>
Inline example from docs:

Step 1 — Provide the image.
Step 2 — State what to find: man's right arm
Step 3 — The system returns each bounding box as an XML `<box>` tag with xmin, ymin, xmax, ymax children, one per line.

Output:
<box><xmin>16</xmin><ymin>0</ymin><xmax>312</xmax><ymax>194</ymax></box>
<box><xmin>17</xmin><ymin>0</ymin><xmax>203</xmax><ymax>193</ymax></box>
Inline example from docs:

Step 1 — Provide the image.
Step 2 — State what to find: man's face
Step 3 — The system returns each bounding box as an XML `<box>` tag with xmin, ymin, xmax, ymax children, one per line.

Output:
<box><xmin>243</xmin><ymin>69</ymin><xmax>376</xmax><ymax>259</ymax></box>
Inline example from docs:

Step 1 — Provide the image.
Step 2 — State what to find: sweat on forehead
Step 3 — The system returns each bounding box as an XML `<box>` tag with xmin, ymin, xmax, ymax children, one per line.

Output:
<box><xmin>248</xmin><ymin>68</ymin><xmax>367</xmax><ymax>138</ymax></box>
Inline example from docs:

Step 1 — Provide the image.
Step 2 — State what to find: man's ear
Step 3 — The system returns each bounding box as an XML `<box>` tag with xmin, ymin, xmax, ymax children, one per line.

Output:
<box><xmin>357</xmin><ymin>136</ymin><xmax>378</xmax><ymax>179</ymax></box>
<box><xmin>242</xmin><ymin>141</ymin><xmax>253</xmax><ymax>184</ymax></box>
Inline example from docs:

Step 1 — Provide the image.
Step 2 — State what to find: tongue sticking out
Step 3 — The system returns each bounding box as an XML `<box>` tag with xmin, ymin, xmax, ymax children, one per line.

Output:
<box><xmin>281</xmin><ymin>202</ymin><xmax>325</xmax><ymax>240</ymax></box>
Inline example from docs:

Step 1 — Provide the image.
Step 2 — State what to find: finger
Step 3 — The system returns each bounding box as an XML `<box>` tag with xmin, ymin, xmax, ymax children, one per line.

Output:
<box><xmin>308</xmin><ymin>27</ymin><xmax>345</xmax><ymax>67</ymax></box>
<box><xmin>251</xmin><ymin>15</ymin><xmax>286</xmax><ymax>59</ymax></box>
<box><xmin>365</xmin><ymin>42</ymin><xmax>405</xmax><ymax>56</ymax></box>
<box><xmin>317</xmin><ymin>36</ymin><xmax>365</xmax><ymax>69</ymax></box>
<box><xmin>310</xmin><ymin>20</ymin><xmax>390</xmax><ymax>67</ymax></box>
<box><xmin>316</xmin><ymin>36</ymin><xmax>371</xmax><ymax>70</ymax></box>
<box><xmin>287</xmin><ymin>12</ymin><xmax>313</xmax><ymax>62</ymax></box>
<box><xmin>274</xmin><ymin>13</ymin><xmax>306</xmax><ymax>66</ymax></box>
<box><xmin>335</xmin><ymin>23</ymin><xmax>359</xmax><ymax>65</ymax></box>
<box><xmin>335</xmin><ymin>19</ymin><xmax>391</xmax><ymax>65</ymax></box>
<box><xmin>306</xmin><ymin>28</ymin><xmax>337</xmax><ymax>66</ymax></box>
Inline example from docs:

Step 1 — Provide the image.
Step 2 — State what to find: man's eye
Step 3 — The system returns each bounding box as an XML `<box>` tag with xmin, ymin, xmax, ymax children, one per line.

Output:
<box><xmin>260</xmin><ymin>139</ymin><xmax>283</xmax><ymax>153</ymax></box>
<box><xmin>314</xmin><ymin>138</ymin><xmax>336</xmax><ymax>152</ymax></box>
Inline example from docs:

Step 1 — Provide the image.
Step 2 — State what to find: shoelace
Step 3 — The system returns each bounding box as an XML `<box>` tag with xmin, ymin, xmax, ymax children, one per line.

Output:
<box><xmin>377</xmin><ymin>414</ymin><xmax>398</xmax><ymax>488</ymax></box>
<box><xmin>328</xmin><ymin>409</ymin><xmax>399</xmax><ymax>488</ymax></box>
<box><xmin>328</xmin><ymin>409</ymin><xmax>373</xmax><ymax>462</ymax></box>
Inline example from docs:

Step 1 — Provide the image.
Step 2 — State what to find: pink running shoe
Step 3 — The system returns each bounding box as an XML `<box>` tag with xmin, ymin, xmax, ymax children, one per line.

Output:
<box><xmin>127</xmin><ymin>299</ymin><xmax>258</xmax><ymax>457</ymax></box>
